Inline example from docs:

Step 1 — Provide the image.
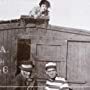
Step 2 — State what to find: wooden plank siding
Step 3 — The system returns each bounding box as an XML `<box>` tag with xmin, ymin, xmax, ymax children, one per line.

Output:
<box><xmin>0</xmin><ymin>30</ymin><xmax>16</xmax><ymax>90</ymax></box>
<box><xmin>66</xmin><ymin>41</ymin><xmax>90</xmax><ymax>90</ymax></box>
<box><xmin>0</xmin><ymin>17</ymin><xmax>90</xmax><ymax>90</ymax></box>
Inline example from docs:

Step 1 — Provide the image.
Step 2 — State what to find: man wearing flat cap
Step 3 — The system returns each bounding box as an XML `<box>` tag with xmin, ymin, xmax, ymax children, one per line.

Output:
<box><xmin>45</xmin><ymin>62</ymin><xmax>70</xmax><ymax>90</ymax></box>
<box><xmin>14</xmin><ymin>61</ymin><xmax>37</xmax><ymax>90</ymax></box>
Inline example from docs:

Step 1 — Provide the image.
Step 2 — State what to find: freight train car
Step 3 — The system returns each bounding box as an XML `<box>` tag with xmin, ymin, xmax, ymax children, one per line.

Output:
<box><xmin>0</xmin><ymin>16</ymin><xmax>90</xmax><ymax>90</ymax></box>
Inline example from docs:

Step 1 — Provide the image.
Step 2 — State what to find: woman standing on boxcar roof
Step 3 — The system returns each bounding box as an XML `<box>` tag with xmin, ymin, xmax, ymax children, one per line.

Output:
<box><xmin>29</xmin><ymin>0</ymin><xmax>51</xmax><ymax>19</ymax></box>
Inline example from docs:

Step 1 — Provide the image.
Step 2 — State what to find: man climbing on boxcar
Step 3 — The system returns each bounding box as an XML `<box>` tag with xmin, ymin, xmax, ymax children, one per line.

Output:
<box><xmin>14</xmin><ymin>60</ymin><xmax>37</xmax><ymax>90</ymax></box>
<box><xmin>45</xmin><ymin>62</ymin><xmax>70</xmax><ymax>90</ymax></box>
<box><xmin>29</xmin><ymin>0</ymin><xmax>51</xmax><ymax>19</ymax></box>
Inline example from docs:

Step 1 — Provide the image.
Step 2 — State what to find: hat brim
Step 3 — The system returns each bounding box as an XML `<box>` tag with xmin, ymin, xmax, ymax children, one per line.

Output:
<box><xmin>46</xmin><ymin>68</ymin><xmax>56</xmax><ymax>71</ymax></box>
<box><xmin>19</xmin><ymin>66</ymin><xmax>33</xmax><ymax>72</ymax></box>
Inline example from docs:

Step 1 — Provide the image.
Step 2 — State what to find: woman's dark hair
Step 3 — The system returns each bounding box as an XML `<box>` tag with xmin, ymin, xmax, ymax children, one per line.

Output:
<box><xmin>39</xmin><ymin>0</ymin><xmax>51</xmax><ymax>8</ymax></box>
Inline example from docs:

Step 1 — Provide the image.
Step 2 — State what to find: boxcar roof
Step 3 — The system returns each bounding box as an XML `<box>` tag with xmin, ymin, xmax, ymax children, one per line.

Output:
<box><xmin>47</xmin><ymin>25</ymin><xmax>90</xmax><ymax>36</ymax></box>
<box><xmin>0</xmin><ymin>16</ymin><xmax>90</xmax><ymax>36</ymax></box>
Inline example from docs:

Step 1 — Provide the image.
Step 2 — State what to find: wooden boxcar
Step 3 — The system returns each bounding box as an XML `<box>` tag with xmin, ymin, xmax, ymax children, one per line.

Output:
<box><xmin>0</xmin><ymin>16</ymin><xmax>90</xmax><ymax>90</ymax></box>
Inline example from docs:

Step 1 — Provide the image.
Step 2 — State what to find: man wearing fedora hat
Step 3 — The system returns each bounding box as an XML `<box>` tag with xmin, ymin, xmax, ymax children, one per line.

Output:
<box><xmin>14</xmin><ymin>61</ymin><xmax>37</xmax><ymax>90</ymax></box>
<box><xmin>45</xmin><ymin>62</ymin><xmax>70</xmax><ymax>90</ymax></box>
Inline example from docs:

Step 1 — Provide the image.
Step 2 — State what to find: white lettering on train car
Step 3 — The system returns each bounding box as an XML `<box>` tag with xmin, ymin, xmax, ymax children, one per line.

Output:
<box><xmin>3</xmin><ymin>66</ymin><xmax>8</xmax><ymax>74</ymax></box>
<box><xmin>0</xmin><ymin>46</ymin><xmax>6</xmax><ymax>53</ymax></box>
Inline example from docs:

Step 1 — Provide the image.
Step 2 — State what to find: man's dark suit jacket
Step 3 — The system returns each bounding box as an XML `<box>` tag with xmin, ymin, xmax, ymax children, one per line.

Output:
<box><xmin>14</xmin><ymin>73</ymin><xmax>37</xmax><ymax>90</ymax></box>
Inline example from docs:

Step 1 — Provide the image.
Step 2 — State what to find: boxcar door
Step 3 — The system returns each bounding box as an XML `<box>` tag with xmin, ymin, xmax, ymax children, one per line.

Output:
<box><xmin>67</xmin><ymin>41</ymin><xmax>90</xmax><ymax>90</ymax></box>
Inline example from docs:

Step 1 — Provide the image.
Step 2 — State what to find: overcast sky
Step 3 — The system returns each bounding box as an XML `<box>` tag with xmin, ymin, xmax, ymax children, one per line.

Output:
<box><xmin>0</xmin><ymin>0</ymin><xmax>90</xmax><ymax>30</ymax></box>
